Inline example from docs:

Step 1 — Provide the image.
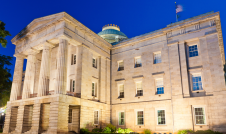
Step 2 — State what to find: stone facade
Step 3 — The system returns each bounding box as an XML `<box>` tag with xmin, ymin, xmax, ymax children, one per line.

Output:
<box><xmin>3</xmin><ymin>11</ymin><xmax>226</xmax><ymax>134</ymax></box>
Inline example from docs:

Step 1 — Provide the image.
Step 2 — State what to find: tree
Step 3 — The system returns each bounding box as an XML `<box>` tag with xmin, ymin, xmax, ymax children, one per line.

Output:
<box><xmin>0</xmin><ymin>54</ymin><xmax>13</xmax><ymax>107</ymax></box>
<box><xmin>0</xmin><ymin>21</ymin><xmax>11</xmax><ymax>48</ymax></box>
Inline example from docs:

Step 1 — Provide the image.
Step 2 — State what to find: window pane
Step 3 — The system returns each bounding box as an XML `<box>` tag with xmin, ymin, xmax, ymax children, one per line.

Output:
<box><xmin>94</xmin><ymin>111</ymin><xmax>98</xmax><ymax>124</ymax></box>
<box><xmin>195</xmin><ymin>108</ymin><xmax>205</xmax><ymax>124</ymax></box>
<box><xmin>92</xmin><ymin>83</ymin><xmax>95</xmax><ymax>96</ymax></box>
<box><xmin>119</xmin><ymin>112</ymin><xmax>125</xmax><ymax>125</ymax></box>
<box><xmin>74</xmin><ymin>55</ymin><xmax>76</xmax><ymax>64</ymax></box>
<box><xmin>154</xmin><ymin>53</ymin><xmax>162</xmax><ymax>64</ymax></box>
<box><xmin>156</xmin><ymin>79</ymin><xmax>164</xmax><ymax>94</ymax></box>
<box><xmin>157</xmin><ymin>110</ymin><xmax>166</xmax><ymax>125</ymax></box>
<box><xmin>189</xmin><ymin>45</ymin><xmax>199</xmax><ymax>57</ymax></box>
<box><xmin>137</xmin><ymin>111</ymin><xmax>144</xmax><ymax>125</ymax></box>
<box><xmin>192</xmin><ymin>75</ymin><xmax>202</xmax><ymax>91</ymax></box>
<box><xmin>135</xmin><ymin>57</ymin><xmax>142</xmax><ymax>67</ymax></box>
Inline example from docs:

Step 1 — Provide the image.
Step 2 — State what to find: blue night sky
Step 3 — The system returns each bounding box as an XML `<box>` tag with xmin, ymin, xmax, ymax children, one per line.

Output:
<box><xmin>1</xmin><ymin>0</ymin><xmax>226</xmax><ymax>78</ymax></box>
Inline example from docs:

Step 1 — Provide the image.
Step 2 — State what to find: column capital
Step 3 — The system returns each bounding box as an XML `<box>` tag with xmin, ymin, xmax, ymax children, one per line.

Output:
<box><xmin>13</xmin><ymin>53</ymin><xmax>26</xmax><ymax>59</ymax></box>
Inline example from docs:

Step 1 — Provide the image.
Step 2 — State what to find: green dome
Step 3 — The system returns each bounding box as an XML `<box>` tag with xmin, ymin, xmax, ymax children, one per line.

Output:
<box><xmin>98</xmin><ymin>25</ymin><xmax>128</xmax><ymax>44</ymax></box>
<box><xmin>98</xmin><ymin>29</ymin><xmax>127</xmax><ymax>37</ymax></box>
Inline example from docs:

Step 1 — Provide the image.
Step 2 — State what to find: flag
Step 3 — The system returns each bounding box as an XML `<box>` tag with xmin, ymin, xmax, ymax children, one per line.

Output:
<box><xmin>176</xmin><ymin>5</ymin><xmax>183</xmax><ymax>13</ymax></box>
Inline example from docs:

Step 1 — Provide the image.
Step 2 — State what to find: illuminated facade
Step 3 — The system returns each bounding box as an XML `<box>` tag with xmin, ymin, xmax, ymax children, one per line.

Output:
<box><xmin>3</xmin><ymin>11</ymin><xmax>226</xmax><ymax>134</ymax></box>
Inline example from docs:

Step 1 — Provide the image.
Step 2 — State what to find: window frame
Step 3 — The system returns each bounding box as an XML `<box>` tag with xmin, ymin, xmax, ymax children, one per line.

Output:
<box><xmin>136</xmin><ymin>110</ymin><xmax>144</xmax><ymax>125</ymax></box>
<box><xmin>156</xmin><ymin>109</ymin><xmax>166</xmax><ymax>125</ymax></box>
<box><xmin>117</xmin><ymin>60</ymin><xmax>124</xmax><ymax>71</ymax></box>
<box><xmin>188</xmin><ymin>44</ymin><xmax>199</xmax><ymax>58</ymax></box>
<box><xmin>71</xmin><ymin>54</ymin><xmax>76</xmax><ymax>65</ymax></box>
<box><xmin>92</xmin><ymin>82</ymin><xmax>96</xmax><ymax>97</ymax></box>
<box><xmin>94</xmin><ymin>110</ymin><xmax>99</xmax><ymax>125</ymax></box>
<box><xmin>154</xmin><ymin>52</ymin><xmax>162</xmax><ymax>64</ymax></box>
<box><xmin>93</xmin><ymin>58</ymin><xmax>97</xmax><ymax>68</ymax></box>
<box><xmin>118</xmin><ymin>111</ymin><xmax>125</xmax><ymax>126</ymax></box>
<box><xmin>194</xmin><ymin>107</ymin><xmax>206</xmax><ymax>125</ymax></box>
<box><xmin>191</xmin><ymin>73</ymin><xmax>203</xmax><ymax>92</ymax></box>
<box><xmin>136</xmin><ymin>81</ymin><xmax>143</xmax><ymax>96</ymax></box>
<box><xmin>70</xmin><ymin>79</ymin><xmax>75</xmax><ymax>92</ymax></box>
<box><xmin>155</xmin><ymin>78</ymin><xmax>164</xmax><ymax>94</ymax></box>
<box><xmin>118</xmin><ymin>84</ymin><xmax>124</xmax><ymax>98</ymax></box>
<box><xmin>134</xmin><ymin>56</ymin><xmax>142</xmax><ymax>68</ymax></box>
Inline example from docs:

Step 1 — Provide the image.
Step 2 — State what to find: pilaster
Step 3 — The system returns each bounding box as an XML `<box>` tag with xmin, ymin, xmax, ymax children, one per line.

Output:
<box><xmin>178</xmin><ymin>41</ymin><xmax>190</xmax><ymax>97</ymax></box>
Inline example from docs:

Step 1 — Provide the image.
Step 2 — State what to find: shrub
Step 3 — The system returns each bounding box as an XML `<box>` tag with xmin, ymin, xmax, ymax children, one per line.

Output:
<box><xmin>194</xmin><ymin>130</ymin><xmax>223</xmax><ymax>134</ymax></box>
<box><xmin>80</xmin><ymin>128</ymin><xmax>89</xmax><ymax>134</ymax></box>
<box><xmin>124</xmin><ymin>128</ymin><xmax>133</xmax><ymax>133</ymax></box>
<box><xmin>106</xmin><ymin>123</ymin><xmax>116</xmax><ymax>133</ymax></box>
<box><xmin>103</xmin><ymin>127</ymin><xmax>112</xmax><ymax>133</ymax></box>
<box><xmin>143</xmin><ymin>129</ymin><xmax>151</xmax><ymax>134</ymax></box>
<box><xmin>178</xmin><ymin>130</ymin><xmax>194</xmax><ymax>134</ymax></box>
<box><xmin>92</xmin><ymin>128</ymin><xmax>103</xmax><ymax>133</ymax></box>
<box><xmin>117</xmin><ymin>128</ymin><xmax>125</xmax><ymax>133</ymax></box>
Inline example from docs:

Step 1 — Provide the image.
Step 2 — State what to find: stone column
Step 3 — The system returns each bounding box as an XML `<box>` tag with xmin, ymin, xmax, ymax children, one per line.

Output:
<box><xmin>38</xmin><ymin>43</ymin><xmax>53</xmax><ymax>97</ymax></box>
<box><xmin>10</xmin><ymin>54</ymin><xmax>25</xmax><ymax>101</ymax></box>
<box><xmin>22</xmin><ymin>49</ymin><xmax>39</xmax><ymax>99</ymax></box>
<box><xmin>55</xmin><ymin>38</ymin><xmax>68</xmax><ymax>94</ymax></box>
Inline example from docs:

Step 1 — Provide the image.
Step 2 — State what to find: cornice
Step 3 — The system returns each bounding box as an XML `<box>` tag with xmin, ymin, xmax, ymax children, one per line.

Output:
<box><xmin>112</xmin><ymin>12</ymin><xmax>220</xmax><ymax>50</ymax></box>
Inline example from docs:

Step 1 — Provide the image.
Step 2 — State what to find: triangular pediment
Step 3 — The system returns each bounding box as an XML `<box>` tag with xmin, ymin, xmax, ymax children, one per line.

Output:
<box><xmin>12</xmin><ymin>12</ymin><xmax>65</xmax><ymax>43</ymax></box>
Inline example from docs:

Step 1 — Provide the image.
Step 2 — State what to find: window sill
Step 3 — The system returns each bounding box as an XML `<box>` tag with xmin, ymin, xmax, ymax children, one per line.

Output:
<box><xmin>157</xmin><ymin>124</ymin><xmax>167</xmax><ymax>126</ymax></box>
<box><xmin>192</xmin><ymin>90</ymin><xmax>204</xmax><ymax>93</ymax></box>
<box><xmin>195</xmin><ymin>124</ymin><xmax>207</xmax><ymax>126</ymax></box>
<box><xmin>134</xmin><ymin>66</ymin><xmax>142</xmax><ymax>68</ymax></box>
<box><xmin>117</xmin><ymin>70</ymin><xmax>124</xmax><ymax>72</ymax></box>
<box><xmin>117</xmin><ymin>97</ymin><xmax>124</xmax><ymax>100</ymax></box>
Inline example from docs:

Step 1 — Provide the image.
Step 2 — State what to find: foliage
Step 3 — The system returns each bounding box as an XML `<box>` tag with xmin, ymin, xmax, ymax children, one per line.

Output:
<box><xmin>178</xmin><ymin>130</ymin><xmax>194</xmax><ymax>134</ymax></box>
<box><xmin>102</xmin><ymin>127</ymin><xmax>111</xmax><ymax>133</ymax></box>
<box><xmin>0</xmin><ymin>21</ymin><xmax>11</xmax><ymax>48</ymax></box>
<box><xmin>194</xmin><ymin>130</ymin><xmax>222</xmax><ymax>134</ymax></box>
<box><xmin>80</xmin><ymin>128</ymin><xmax>89</xmax><ymax>134</ymax></box>
<box><xmin>92</xmin><ymin>128</ymin><xmax>103</xmax><ymax>133</ymax></box>
<box><xmin>124</xmin><ymin>128</ymin><xmax>133</xmax><ymax>133</ymax></box>
<box><xmin>143</xmin><ymin>129</ymin><xmax>151</xmax><ymax>134</ymax></box>
<box><xmin>105</xmin><ymin>123</ymin><xmax>116</xmax><ymax>133</ymax></box>
<box><xmin>0</xmin><ymin>54</ymin><xmax>13</xmax><ymax>107</ymax></box>
<box><xmin>177</xmin><ymin>129</ymin><xmax>223</xmax><ymax>134</ymax></box>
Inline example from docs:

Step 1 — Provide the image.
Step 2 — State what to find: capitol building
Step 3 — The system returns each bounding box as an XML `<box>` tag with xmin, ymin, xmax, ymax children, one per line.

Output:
<box><xmin>2</xmin><ymin>11</ymin><xmax>226</xmax><ymax>134</ymax></box>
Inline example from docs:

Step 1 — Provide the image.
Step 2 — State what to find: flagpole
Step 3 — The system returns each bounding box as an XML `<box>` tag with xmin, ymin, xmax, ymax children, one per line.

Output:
<box><xmin>175</xmin><ymin>2</ymin><xmax>178</xmax><ymax>22</ymax></box>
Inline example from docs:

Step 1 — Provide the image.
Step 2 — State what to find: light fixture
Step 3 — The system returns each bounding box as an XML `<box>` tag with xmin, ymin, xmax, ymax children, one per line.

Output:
<box><xmin>2</xmin><ymin>113</ymin><xmax>4</xmax><ymax>115</ymax></box>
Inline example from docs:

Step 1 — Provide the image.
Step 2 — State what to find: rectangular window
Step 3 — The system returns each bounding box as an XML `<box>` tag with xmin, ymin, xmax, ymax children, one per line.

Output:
<box><xmin>119</xmin><ymin>112</ymin><xmax>125</xmax><ymax>125</ymax></box>
<box><xmin>189</xmin><ymin>45</ymin><xmax>199</xmax><ymax>57</ymax></box>
<box><xmin>119</xmin><ymin>85</ymin><xmax>124</xmax><ymax>98</ymax></box>
<box><xmin>154</xmin><ymin>53</ymin><xmax>162</xmax><ymax>64</ymax></box>
<box><xmin>94</xmin><ymin>111</ymin><xmax>99</xmax><ymax>125</ymax></box>
<box><xmin>137</xmin><ymin>111</ymin><xmax>144</xmax><ymax>125</ymax></box>
<box><xmin>194</xmin><ymin>107</ymin><xmax>206</xmax><ymax>125</ymax></box>
<box><xmin>71</xmin><ymin>54</ymin><xmax>76</xmax><ymax>65</ymax></box>
<box><xmin>118</xmin><ymin>61</ymin><xmax>124</xmax><ymax>71</ymax></box>
<box><xmin>192</xmin><ymin>74</ymin><xmax>202</xmax><ymax>91</ymax></box>
<box><xmin>136</xmin><ymin>82</ymin><xmax>143</xmax><ymax>96</ymax></box>
<box><xmin>92</xmin><ymin>82</ymin><xmax>96</xmax><ymax>96</ymax></box>
<box><xmin>68</xmin><ymin>109</ymin><xmax>72</xmax><ymax>123</ymax></box>
<box><xmin>157</xmin><ymin>110</ymin><xmax>166</xmax><ymax>125</ymax></box>
<box><xmin>70</xmin><ymin>80</ymin><xmax>75</xmax><ymax>92</ymax></box>
<box><xmin>93</xmin><ymin>58</ymin><xmax>97</xmax><ymax>68</ymax></box>
<box><xmin>156</xmin><ymin>79</ymin><xmax>164</xmax><ymax>94</ymax></box>
<box><xmin>134</xmin><ymin>57</ymin><xmax>142</xmax><ymax>68</ymax></box>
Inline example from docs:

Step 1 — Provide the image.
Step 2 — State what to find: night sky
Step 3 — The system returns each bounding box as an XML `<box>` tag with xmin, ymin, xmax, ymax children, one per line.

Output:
<box><xmin>1</xmin><ymin>0</ymin><xmax>226</xmax><ymax>78</ymax></box>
